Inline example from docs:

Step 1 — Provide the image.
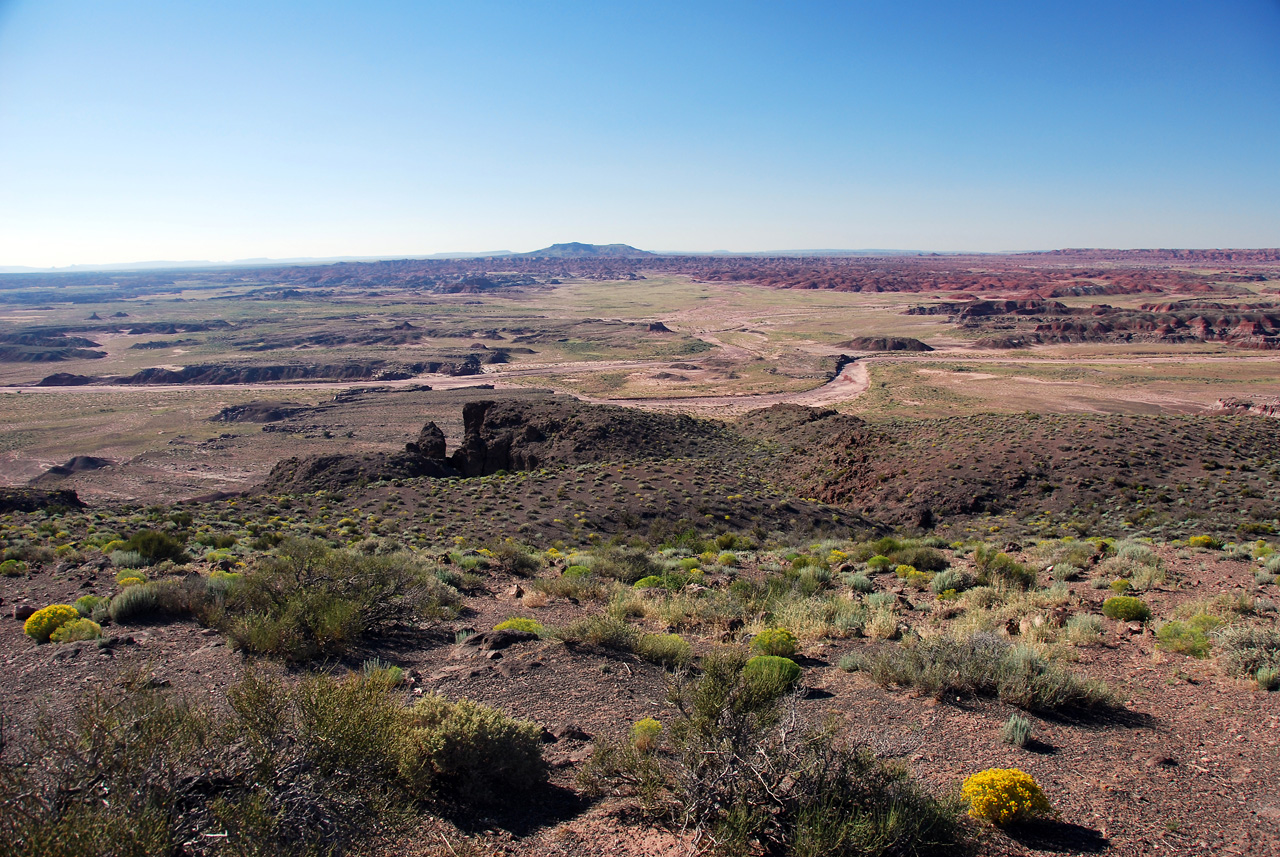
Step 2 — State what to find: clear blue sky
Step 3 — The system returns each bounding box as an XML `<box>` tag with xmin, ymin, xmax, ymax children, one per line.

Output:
<box><xmin>1</xmin><ymin>0</ymin><xmax>1277</xmax><ymax>267</ymax></box>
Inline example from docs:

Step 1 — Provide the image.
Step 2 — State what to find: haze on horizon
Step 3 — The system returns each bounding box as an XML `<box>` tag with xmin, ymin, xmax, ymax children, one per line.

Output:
<box><xmin>1</xmin><ymin>0</ymin><xmax>1278</xmax><ymax>269</ymax></box>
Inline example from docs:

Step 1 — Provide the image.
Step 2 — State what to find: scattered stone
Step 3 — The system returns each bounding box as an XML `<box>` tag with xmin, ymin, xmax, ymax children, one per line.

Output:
<box><xmin>548</xmin><ymin>722</ymin><xmax>591</xmax><ymax>742</ymax></box>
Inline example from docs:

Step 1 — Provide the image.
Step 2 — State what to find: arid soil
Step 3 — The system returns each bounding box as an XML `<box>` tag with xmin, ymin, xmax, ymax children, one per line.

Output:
<box><xmin>2</xmin><ymin>525</ymin><xmax>1277</xmax><ymax>856</ymax></box>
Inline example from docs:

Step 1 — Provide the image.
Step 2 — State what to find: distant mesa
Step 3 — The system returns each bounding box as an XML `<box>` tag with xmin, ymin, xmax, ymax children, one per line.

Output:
<box><xmin>29</xmin><ymin>456</ymin><xmax>113</xmax><ymax>485</ymax></box>
<box><xmin>843</xmin><ymin>336</ymin><xmax>933</xmax><ymax>352</ymax></box>
<box><xmin>519</xmin><ymin>242</ymin><xmax>654</xmax><ymax>259</ymax></box>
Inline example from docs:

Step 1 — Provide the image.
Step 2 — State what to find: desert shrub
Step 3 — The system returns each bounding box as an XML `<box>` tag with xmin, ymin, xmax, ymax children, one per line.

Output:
<box><xmin>532</xmin><ymin>573</ymin><xmax>610</xmax><ymax>601</ymax></box>
<box><xmin>224</xmin><ymin>539</ymin><xmax>459</xmax><ymax>663</ymax></box>
<box><xmin>716</xmin><ymin>551</ymin><xmax>738</xmax><ymax>567</ymax></box>
<box><xmin>742</xmin><ymin>655</ymin><xmax>801</xmax><ymax>697</ymax></box>
<box><xmin>865</xmin><ymin>609</ymin><xmax>900</xmax><ymax>641</ymax></box>
<box><xmin>553</xmin><ymin>614</ymin><xmax>641</xmax><ymax>651</ymax></box>
<box><xmin>1215</xmin><ymin>625</ymin><xmax>1280</xmax><ymax>678</ymax></box>
<box><xmin>23</xmin><ymin>604</ymin><xmax>80</xmax><ymax>643</ymax></box>
<box><xmin>1065</xmin><ymin>613</ymin><xmax>1104</xmax><ymax>646</ymax></box>
<box><xmin>50</xmin><ymin>618</ymin><xmax>103</xmax><ymax>643</ymax></box>
<box><xmin>581</xmin><ymin>647</ymin><xmax>965</xmax><ymax>856</ymax></box>
<box><xmin>488</xmin><ymin>541</ymin><xmax>542</xmax><ymax>577</ymax></box>
<box><xmin>636</xmin><ymin>632</ymin><xmax>693</xmax><ymax>668</ymax></box>
<box><xmin>398</xmin><ymin>694</ymin><xmax>546</xmax><ymax>803</ymax></box>
<box><xmin>0</xmin><ymin>559</ymin><xmax>26</xmax><ymax>577</ymax></box>
<box><xmin>1114</xmin><ymin>540</ymin><xmax>1159</xmax><ymax>565</ymax></box>
<box><xmin>931</xmin><ymin>569</ymin><xmax>968</xmax><ymax>594</ymax></box>
<box><xmin>1001</xmin><ymin>713</ymin><xmax>1033</xmax><ymax>748</ymax></box>
<box><xmin>493</xmin><ymin>617</ymin><xmax>543</xmax><ymax>635</ymax></box>
<box><xmin>974</xmin><ymin>545</ymin><xmax>1035</xmax><ymax>590</ymax></box>
<box><xmin>846</xmin><ymin>632</ymin><xmax>1112</xmax><ymax>713</ymax></box>
<box><xmin>962</xmin><ymin>768</ymin><xmax>1051</xmax><ymax>825</ymax></box>
<box><xmin>360</xmin><ymin>657</ymin><xmax>405</xmax><ymax>687</ymax></box>
<box><xmin>1051</xmin><ymin>562</ymin><xmax>1082</xmax><ymax>582</ymax></box>
<box><xmin>891</xmin><ymin>545</ymin><xmax>949</xmax><ymax>572</ymax></box>
<box><xmin>631</xmin><ymin>717</ymin><xmax>663</xmax><ymax>752</ymax></box>
<box><xmin>1102</xmin><ymin>595</ymin><xmax>1151</xmax><ymax>622</ymax></box>
<box><xmin>865</xmin><ymin>554</ymin><xmax>893</xmax><ymax>572</ymax></box>
<box><xmin>591</xmin><ymin>546</ymin><xmax>661</xmax><ymax>584</ymax></box>
<box><xmin>108</xmin><ymin>577</ymin><xmax>211</xmax><ymax>625</ymax></box>
<box><xmin>1109</xmin><ymin>578</ymin><xmax>1132</xmax><ymax>593</ymax></box>
<box><xmin>1257</xmin><ymin>667</ymin><xmax>1280</xmax><ymax>691</ymax></box>
<box><xmin>74</xmin><ymin>594</ymin><xmax>107</xmax><ymax>616</ymax></box>
<box><xmin>846</xmin><ymin>572</ymin><xmax>874</xmax><ymax>593</ymax></box>
<box><xmin>751</xmin><ymin>626</ymin><xmax>798</xmax><ymax>658</ymax></box>
<box><xmin>1188</xmin><ymin>535</ymin><xmax>1221</xmax><ymax>549</ymax></box>
<box><xmin>633</xmin><ymin>575</ymin><xmax>666</xmax><ymax>589</ymax></box>
<box><xmin>564</xmin><ymin>563</ymin><xmax>592</xmax><ymax>578</ymax></box>
<box><xmin>110</xmin><ymin>550</ymin><xmax>147</xmax><ymax>569</ymax></box>
<box><xmin>1156</xmin><ymin>614</ymin><xmax>1220</xmax><ymax>658</ymax></box>
<box><xmin>121</xmin><ymin>529</ymin><xmax>189</xmax><ymax>565</ymax></box>
<box><xmin>1265</xmin><ymin>555</ymin><xmax>1280</xmax><ymax>575</ymax></box>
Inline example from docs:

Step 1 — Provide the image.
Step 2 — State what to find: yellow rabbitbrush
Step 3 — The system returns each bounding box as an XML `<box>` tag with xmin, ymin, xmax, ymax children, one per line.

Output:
<box><xmin>962</xmin><ymin>767</ymin><xmax>1052</xmax><ymax>825</ymax></box>
<box><xmin>23</xmin><ymin>604</ymin><xmax>80</xmax><ymax>644</ymax></box>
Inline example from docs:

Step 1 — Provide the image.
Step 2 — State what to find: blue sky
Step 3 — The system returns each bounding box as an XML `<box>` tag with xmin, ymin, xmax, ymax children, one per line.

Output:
<box><xmin>1</xmin><ymin>0</ymin><xmax>1277</xmax><ymax>266</ymax></box>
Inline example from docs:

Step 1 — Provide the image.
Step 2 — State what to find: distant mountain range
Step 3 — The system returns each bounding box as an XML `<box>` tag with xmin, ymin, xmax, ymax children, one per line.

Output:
<box><xmin>5</xmin><ymin>244</ymin><xmax>1275</xmax><ymax>275</ymax></box>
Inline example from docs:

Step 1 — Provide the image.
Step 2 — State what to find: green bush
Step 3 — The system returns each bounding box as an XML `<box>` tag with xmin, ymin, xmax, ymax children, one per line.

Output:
<box><xmin>590</xmin><ymin>546</ymin><xmax>661</xmax><ymax>584</ymax></box>
<box><xmin>751</xmin><ymin>627</ymin><xmax>798</xmax><ymax>658</ymax></box>
<box><xmin>742</xmin><ymin>655</ymin><xmax>801</xmax><ymax>697</ymax></box>
<box><xmin>1188</xmin><ymin>535</ymin><xmax>1221</xmax><ymax>549</ymax></box>
<box><xmin>636</xmin><ymin>632</ymin><xmax>692</xmax><ymax>668</ymax></box>
<box><xmin>847</xmin><ymin>572</ymin><xmax>874</xmax><ymax>593</ymax></box>
<box><xmin>23</xmin><ymin>604</ymin><xmax>80</xmax><ymax>643</ymax></box>
<box><xmin>74</xmin><ymin>594</ymin><xmax>107</xmax><ymax>616</ymax></box>
<box><xmin>121</xmin><ymin>529</ymin><xmax>189</xmax><ymax>565</ymax></box>
<box><xmin>487</xmin><ymin>542</ymin><xmax>542</xmax><ymax>577</ymax></box>
<box><xmin>398</xmin><ymin>694</ymin><xmax>546</xmax><ymax>803</ymax></box>
<box><xmin>493</xmin><ymin>617</ymin><xmax>543</xmax><ymax>635</ymax></box>
<box><xmin>891</xmin><ymin>545</ymin><xmax>949</xmax><ymax>573</ymax></box>
<box><xmin>931</xmin><ymin>569</ymin><xmax>967</xmax><ymax>594</ymax></box>
<box><xmin>107</xmin><ymin>578</ymin><xmax>210</xmax><ymax>625</ymax></box>
<box><xmin>1102</xmin><ymin>595</ymin><xmax>1151</xmax><ymax>622</ymax></box>
<box><xmin>553</xmin><ymin>614</ymin><xmax>640</xmax><ymax>651</ymax></box>
<box><xmin>1156</xmin><ymin>614</ymin><xmax>1220</xmax><ymax>658</ymax></box>
<box><xmin>846</xmin><ymin>632</ymin><xmax>1113</xmax><ymax>713</ymax></box>
<box><xmin>110</xmin><ymin>550</ymin><xmax>147</xmax><ymax>569</ymax></box>
<box><xmin>866</xmin><ymin>555</ymin><xmax>893</xmax><ymax>572</ymax></box>
<box><xmin>633</xmin><ymin>575</ymin><xmax>666</xmax><ymax>589</ymax></box>
<box><xmin>50</xmin><ymin>618</ymin><xmax>103</xmax><ymax>643</ymax></box>
<box><xmin>224</xmin><ymin>540</ymin><xmax>459</xmax><ymax>663</ymax></box>
<box><xmin>1001</xmin><ymin>712</ymin><xmax>1033</xmax><ymax>748</ymax></box>
<box><xmin>0</xmin><ymin>559</ymin><xmax>27</xmax><ymax>577</ymax></box>
<box><xmin>974</xmin><ymin>545</ymin><xmax>1035</xmax><ymax>590</ymax></box>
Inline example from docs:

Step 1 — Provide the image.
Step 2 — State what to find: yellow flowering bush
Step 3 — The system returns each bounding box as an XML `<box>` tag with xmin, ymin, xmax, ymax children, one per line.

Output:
<box><xmin>493</xmin><ymin>617</ymin><xmax>543</xmax><ymax>635</ymax></box>
<box><xmin>23</xmin><ymin>604</ymin><xmax>80</xmax><ymax>644</ymax></box>
<box><xmin>962</xmin><ymin>768</ymin><xmax>1051</xmax><ymax>824</ymax></box>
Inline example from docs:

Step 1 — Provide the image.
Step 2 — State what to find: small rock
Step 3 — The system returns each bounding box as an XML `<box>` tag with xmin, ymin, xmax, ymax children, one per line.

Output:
<box><xmin>12</xmin><ymin>604</ymin><xmax>36</xmax><ymax>621</ymax></box>
<box><xmin>506</xmin><ymin>584</ymin><xmax>524</xmax><ymax>599</ymax></box>
<box><xmin>455</xmin><ymin>629</ymin><xmax>537</xmax><ymax>656</ymax></box>
<box><xmin>549</xmin><ymin>722</ymin><xmax>591</xmax><ymax>742</ymax></box>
